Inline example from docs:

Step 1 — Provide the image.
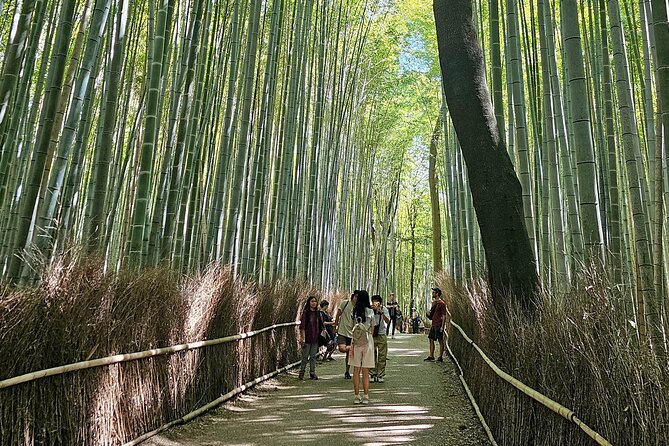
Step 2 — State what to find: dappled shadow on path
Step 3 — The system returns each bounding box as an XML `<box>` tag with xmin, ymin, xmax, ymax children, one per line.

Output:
<box><xmin>145</xmin><ymin>334</ymin><xmax>489</xmax><ymax>446</ymax></box>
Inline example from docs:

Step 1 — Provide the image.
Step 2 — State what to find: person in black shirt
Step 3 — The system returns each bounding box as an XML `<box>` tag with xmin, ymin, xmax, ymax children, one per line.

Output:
<box><xmin>386</xmin><ymin>293</ymin><xmax>399</xmax><ymax>339</ymax></box>
<box><xmin>319</xmin><ymin>301</ymin><xmax>336</xmax><ymax>360</ymax></box>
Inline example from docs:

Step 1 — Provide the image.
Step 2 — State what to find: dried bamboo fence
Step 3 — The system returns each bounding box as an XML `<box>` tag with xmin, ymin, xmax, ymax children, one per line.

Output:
<box><xmin>444</xmin><ymin>307</ymin><xmax>612</xmax><ymax>446</ymax></box>
<box><xmin>1</xmin><ymin>320</ymin><xmax>300</xmax><ymax>445</ymax></box>
<box><xmin>0</xmin><ymin>322</ymin><xmax>299</xmax><ymax>390</ymax></box>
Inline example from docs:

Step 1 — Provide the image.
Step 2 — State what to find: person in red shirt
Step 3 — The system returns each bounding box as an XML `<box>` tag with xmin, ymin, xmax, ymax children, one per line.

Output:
<box><xmin>424</xmin><ymin>287</ymin><xmax>446</xmax><ymax>362</ymax></box>
<box><xmin>298</xmin><ymin>296</ymin><xmax>324</xmax><ymax>380</ymax></box>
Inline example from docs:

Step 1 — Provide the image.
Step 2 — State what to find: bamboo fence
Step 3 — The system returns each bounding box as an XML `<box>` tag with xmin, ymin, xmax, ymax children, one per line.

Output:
<box><xmin>0</xmin><ymin>321</ymin><xmax>299</xmax><ymax>389</ymax></box>
<box><xmin>445</xmin><ymin>310</ymin><xmax>612</xmax><ymax>446</ymax></box>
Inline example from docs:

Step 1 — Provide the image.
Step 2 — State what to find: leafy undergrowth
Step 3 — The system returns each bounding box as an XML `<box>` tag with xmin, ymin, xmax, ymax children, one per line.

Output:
<box><xmin>439</xmin><ymin>269</ymin><xmax>668</xmax><ymax>446</ymax></box>
<box><xmin>0</xmin><ymin>253</ymin><xmax>335</xmax><ymax>445</ymax></box>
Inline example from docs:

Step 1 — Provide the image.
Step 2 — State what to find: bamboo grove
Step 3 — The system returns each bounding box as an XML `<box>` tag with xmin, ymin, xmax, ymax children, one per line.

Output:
<box><xmin>0</xmin><ymin>0</ymin><xmax>669</xmax><ymax>348</ymax></box>
<box><xmin>0</xmin><ymin>0</ymin><xmax>403</xmax><ymax>290</ymax></box>
<box><xmin>433</xmin><ymin>0</ymin><xmax>669</xmax><ymax>355</ymax></box>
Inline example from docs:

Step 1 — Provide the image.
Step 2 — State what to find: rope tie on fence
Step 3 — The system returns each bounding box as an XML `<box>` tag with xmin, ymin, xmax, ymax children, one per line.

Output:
<box><xmin>446</xmin><ymin>310</ymin><xmax>612</xmax><ymax>446</ymax></box>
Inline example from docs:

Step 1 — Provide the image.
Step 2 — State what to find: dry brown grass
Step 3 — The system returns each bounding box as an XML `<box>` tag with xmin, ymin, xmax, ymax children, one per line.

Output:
<box><xmin>438</xmin><ymin>269</ymin><xmax>669</xmax><ymax>445</ymax></box>
<box><xmin>0</xmin><ymin>255</ymin><xmax>314</xmax><ymax>445</ymax></box>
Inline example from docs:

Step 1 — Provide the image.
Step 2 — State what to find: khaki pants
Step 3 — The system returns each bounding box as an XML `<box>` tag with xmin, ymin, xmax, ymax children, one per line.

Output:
<box><xmin>371</xmin><ymin>335</ymin><xmax>388</xmax><ymax>378</ymax></box>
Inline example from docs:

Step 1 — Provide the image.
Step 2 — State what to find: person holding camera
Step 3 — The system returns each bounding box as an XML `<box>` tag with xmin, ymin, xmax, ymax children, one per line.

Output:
<box><xmin>370</xmin><ymin>294</ymin><xmax>390</xmax><ymax>383</ymax></box>
<box><xmin>424</xmin><ymin>287</ymin><xmax>446</xmax><ymax>362</ymax></box>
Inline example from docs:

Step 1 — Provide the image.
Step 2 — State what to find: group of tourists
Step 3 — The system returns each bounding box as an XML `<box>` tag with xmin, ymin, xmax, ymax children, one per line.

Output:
<box><xmin>297</xmin><ymin>287</ymin><xmax>447</xmax><ymax>404</ymax></box>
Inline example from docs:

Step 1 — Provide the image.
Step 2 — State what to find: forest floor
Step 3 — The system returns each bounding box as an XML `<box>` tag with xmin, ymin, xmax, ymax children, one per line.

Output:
<box><xmin>143</xmin><ymin>333</ymin><xmax>491</xmax><ymax>446</ymax></box>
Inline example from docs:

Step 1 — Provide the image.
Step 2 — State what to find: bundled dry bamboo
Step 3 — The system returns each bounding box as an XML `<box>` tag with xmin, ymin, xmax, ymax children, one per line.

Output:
<box><xmin>439</xmin><ymin>271</ymin><xmax>669</xmax><ymax>446</ymax></box>
<box><xmin>0</xmin><ymin>256</ymin><xmax>321</xmax><ymax>445</ymax></box>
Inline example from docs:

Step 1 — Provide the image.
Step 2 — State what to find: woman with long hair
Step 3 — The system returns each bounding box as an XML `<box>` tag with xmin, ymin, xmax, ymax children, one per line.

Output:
<box><xmin>298</xmin><ymin>295</ymin><xmax>323</xmax><ymax>380</ymax></box>
<box><xmin>349</xmin><ymin>290</ymin><xmax>374</xmax><ymax>403</ymax></box>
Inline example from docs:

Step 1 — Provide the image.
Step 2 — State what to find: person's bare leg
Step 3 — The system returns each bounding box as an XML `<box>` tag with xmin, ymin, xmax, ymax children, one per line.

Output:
<box><xmin>338</xmin><ymin>344</ymin><xmax>351</xmax><ymax>374</ymax></box>
<box><xmin>353</xmin><ymin>366</ymin><xmax>361</xmax><ymax>395</ymax></box>
<box><xmin>362</xmin><ymin>368</ymin><xmax>370</xmax><ymax>394</ymax></box>
<box><xmin>429</xmin><ymin>339</ymin><xmax>435</xmax><ymax>357</ymax></box>
<box><xmin>439</xmin><ymin>339</ymin><xmax>445</xmax><ymax>358</ymax></box>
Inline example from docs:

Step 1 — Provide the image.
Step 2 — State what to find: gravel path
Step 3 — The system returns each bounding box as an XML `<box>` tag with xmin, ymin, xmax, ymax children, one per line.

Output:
<box><xmin>144</xmin><ymin>333</ymin><xmax>491</xmax><ymax>445</ymax></box>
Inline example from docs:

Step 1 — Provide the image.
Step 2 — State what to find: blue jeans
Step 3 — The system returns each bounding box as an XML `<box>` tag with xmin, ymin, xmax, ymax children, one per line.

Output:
<box><xmin>300</xmin><ymin>343</ymin><xmax>319</xmax><ymax>373</ymax></box>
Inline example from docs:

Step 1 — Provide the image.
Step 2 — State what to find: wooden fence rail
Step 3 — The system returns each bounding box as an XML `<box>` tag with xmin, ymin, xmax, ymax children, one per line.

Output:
<box><xmin>0</xmin><ymin>321</ymin><xmax>299</xmax><ymax>390</ymax></box>
<box><xmin>446</xmin><ymin>309</ymin><xmax>612</xmax><ymax>446</ymax></box>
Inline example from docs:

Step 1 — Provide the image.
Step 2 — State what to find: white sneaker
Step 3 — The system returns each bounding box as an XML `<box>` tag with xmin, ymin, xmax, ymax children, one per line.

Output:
<box><xmin>354</xmin><ymin>394</ymin><xmax>362</xmax><ymax>404</ymax></box>
<box><xmin>377</xmin><ymin>377</ymin><xmax>384</xmax><ymax>383</ymax></box>
<box><xmin>362</xmin><ymin>394</ymin><xmax>370</xmax><ymax>404</ymax></box>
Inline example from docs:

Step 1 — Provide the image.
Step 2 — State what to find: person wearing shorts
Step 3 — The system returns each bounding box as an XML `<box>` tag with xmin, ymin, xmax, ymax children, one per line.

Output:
<box><xmin>424</xmin><ymin>287</ymin><xmax>446</xmax><ymax>362</ymax></box>
<box><xmin>349</xmin><ymin>290</ymin><xmax>374</xmax><ymax>404</ymax></box>
<box><xmin>335</xmin><ymin>292</ymin><xmax>357</xmax><ymax>379</ymax></box>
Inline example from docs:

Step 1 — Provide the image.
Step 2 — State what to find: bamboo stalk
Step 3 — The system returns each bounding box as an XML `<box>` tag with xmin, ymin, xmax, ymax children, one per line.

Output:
<box><xmin>0</xmin><ymin>321</ymin><xmax>299</xmax><ymax>389</ymax></box>
<box><xmin>448</xmin><ymin>319</ymin><xmax>612</xmax><ymax>446</ymax></box>
<box><xmin>123</xmin><ymin>359</ymin><xmax>301</xmax><ymax>446</ymax></box>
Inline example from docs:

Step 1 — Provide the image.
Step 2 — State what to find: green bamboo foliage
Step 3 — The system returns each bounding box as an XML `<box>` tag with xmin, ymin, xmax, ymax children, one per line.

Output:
<box><xmin>561</xmin><ymin>0</ymin><xmax>604</xmax><ymax>259</ymax></box>
<box><xmin>650</xmin><ymin>0</ymin><xmax>669</xmax><ymax>330</ymax></box>
<box><xmin>429</xmin><ymin>0</ymin><xmax>669</xmax><ymax>331</ymax></box>
<box><xmin>543</xmin><ymin>1</ymin><xmax>582</xmax><ymax>270</ymax></box>
<box><xmin>86</xmin><ymin>0</ymin><xmax>130</xmax><ymax>250</ymax></box>
<box><xmin>608</xmin><ymin>0</ymin><xmax>658</xmax><ymax>352</ymax></box>
<box><xmin>1</xmin><ymin>0</ymin><xmax>668</xmax><ymax>347</ymax></box>
<box><xmin>506</xmin><ymin>0</ymin><xmax>537</xmax><ymax>261</ymax></box>
<box><xmin>244</xmin><ymin>0</ymin><xmax>285</xmax><ymax>277</ymax></box>
<box><xmin>538</xmin><ymin>0</ymin><xmax>568</xmax><ymax>288</ymax></box>
<box><xmin>222</xmin><ymin>0</ymin><xmax>262</xmax><ymax>267</ymax></box>
<box><xmin>6</xmin><ymin>0</ymin><xmax>76</xmax><ymax>281</ymax></box>
<box><xmin>0</xmin><ymin>0</ymin><xmax>38</xmax><ymax>198</ymax></box>
<box><xmin>0</xmin><ymin>0</ymin><xmax>49</xmax><ymax>266</ymax></box>
<box><xmin>489</xmin><ymin>0</ymin><xmax>505</xmax><ymax>139</ymax></box>
<box><xmin>209</xmin><ymin>0</ymin><xmax>243</xmax><ymax>261</ymax></box>
<box><xmin>37</xmin><ymin>0</ymin><xmax>111</xmax><ymax>259</ymax></box>
<box><xmin>128</xmin><ymin>0</ymin><xmax>171</xmax><ymax>265</ymax></box>
<box><xmin>598</xmin><ymin>0</ymin><xmax>622</xmax><ymax>284</ymax></box>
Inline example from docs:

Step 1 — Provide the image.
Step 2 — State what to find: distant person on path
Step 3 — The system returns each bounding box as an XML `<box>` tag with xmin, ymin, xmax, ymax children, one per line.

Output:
<box><xmin>370</xmin><ymin>294</ymin><xmax>390</xmax><ymax>383</ymax></box>
<box><xmin>298</xmin><ymin>296</ymin><xmax>324</xmax><ymax>380</ymax></box>
<box><xmin>319</xmin><ymin>300</ymin><xmax>336</xmax><ymax>361</ymax></box>
<box><xmin>386</xmin><ymin>293</ymin><xmax>399</xmax><ymax>338</ymax></box>
<box><xmin>335</xmin><ymin>291</ymin><xmax>358</xmax><ymax>379</ymax></box>
<box><xmin>424</xmin><ymin>287</ymin><xmax>446</xmax><ymax>362</ymax></box>
<box><xmin>411</xmin><ymin>310</ymin><xmax>421</xmax><ymax>334</ymax></box>
<box><xmin>397</xmin><ymin>310</ymin><xmax>404</xmax><ymax>333</ymax></box>
<box><xmin>349</xmin><ymin>290</ymin><xmax>375</xmax><ymax>404</ymax></box>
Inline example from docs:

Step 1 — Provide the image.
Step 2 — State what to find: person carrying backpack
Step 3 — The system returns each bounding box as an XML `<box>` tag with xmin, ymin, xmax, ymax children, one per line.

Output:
<box><xmin>349</xmin><ymin>290</ymin><xmax>374</xmax><ymax>404</ymax></box>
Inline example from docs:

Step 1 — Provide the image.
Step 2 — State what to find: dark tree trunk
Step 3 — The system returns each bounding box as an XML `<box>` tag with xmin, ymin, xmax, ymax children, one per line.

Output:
<box><xmin>429</xmin><ymin>110</ymin><xmax>444</xmax><ymax>273</ymax></box>
<box><xmin>433</xmin><ymin>0</ymin><xmax>539</xmax><ymax>314</ymax></box>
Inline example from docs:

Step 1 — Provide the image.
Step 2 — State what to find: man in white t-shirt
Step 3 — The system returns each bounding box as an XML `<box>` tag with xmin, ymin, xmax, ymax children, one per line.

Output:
<box><xmin>335</xmin><ymin>291</ymin><xmax>357</xmax><ymax>379</ymax></box>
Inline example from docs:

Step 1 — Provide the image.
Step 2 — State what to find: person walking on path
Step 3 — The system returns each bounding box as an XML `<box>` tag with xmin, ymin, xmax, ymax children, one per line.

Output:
<box><xmin>386</xmin><ymin>293</ymin><xmax>399</xmax><ymax>338</ymax></box>
<box><xmin>424</xmin><ymin>287</ymin><xmax>446</xmax><ymax>362</ymax></box>
<box><xmin>298</xmin><ymin>296</ymin><xmax>324</xmax><ymax>380</ymax></box>
<box><xmin>370</xmin><ymin>294</ymin><xmax>390</xmax><ymax>383</ymax></box>
<box><xmin>335</xmin><ymin>291</ymin><xmax>357</xmax><ymax>379</ymax></box>
<box><xmin>319</xmin><ymin>301</ymin><xmax>336</xmax><ymax>360</ymax></box>
<box><xmin>349</xmin><ymin>290</ymin><xmax>375</xmax><ymax>404</ymax></box>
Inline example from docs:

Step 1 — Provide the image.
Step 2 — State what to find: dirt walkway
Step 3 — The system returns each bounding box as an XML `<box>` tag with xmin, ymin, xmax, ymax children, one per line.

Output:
<box><xmin>144</xmin><ymin>333</ymin><xmax>490</xmax><ymax>445</ymax></box>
